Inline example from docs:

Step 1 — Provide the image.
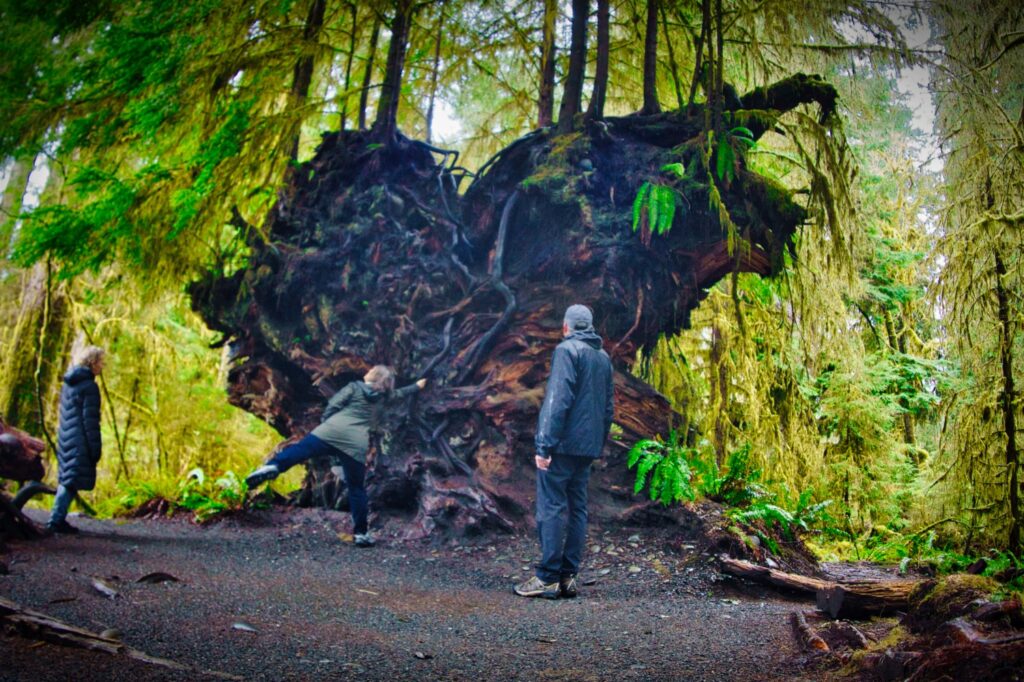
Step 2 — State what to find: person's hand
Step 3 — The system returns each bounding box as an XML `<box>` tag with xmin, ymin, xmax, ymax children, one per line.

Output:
<box><xmin>416</xmin><ymin>378</ymin><xmax>427</xmax><ymax>389</ymax></box>
<box><xmin>535</xmin><ymin>455</ymin><xmax>551</xmax><ymax>471</ymax></box>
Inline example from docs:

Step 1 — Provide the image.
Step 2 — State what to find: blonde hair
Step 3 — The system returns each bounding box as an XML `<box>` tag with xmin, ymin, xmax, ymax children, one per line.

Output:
<box><xmin>364</xmin><ymin>365</ymin><xmax>395</xmax><ymax>393</ymax></box>
<box><xmin>73</xmin><ymin>345</ymin><xmax>105</xmax><ymax>372</ymax></box>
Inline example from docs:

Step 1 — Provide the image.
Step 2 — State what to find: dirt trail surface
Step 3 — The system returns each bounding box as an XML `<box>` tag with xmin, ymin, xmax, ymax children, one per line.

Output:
<box><xmin>1</xmin><ymin>509</ymin><xmax>811</xmax><ymax>681</ymax></box>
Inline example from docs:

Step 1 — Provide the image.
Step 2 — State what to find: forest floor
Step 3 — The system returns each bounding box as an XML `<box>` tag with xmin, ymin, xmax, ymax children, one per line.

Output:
<box><xmin>0</xmin><ymin>507</ymin><xmax>826</xmax><ymax>682</ymax></box>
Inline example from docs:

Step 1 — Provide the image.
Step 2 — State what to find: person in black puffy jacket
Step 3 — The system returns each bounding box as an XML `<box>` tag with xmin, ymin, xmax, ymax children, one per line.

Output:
<box><xmin>47</xmin><ymin>345</ymin><xmax>105</xmax><ymax>534</ymax></box>
<box><xmin>515</xmin><ymin>304</ymin><xmax>614</xmax><ymax>600</ymax></box>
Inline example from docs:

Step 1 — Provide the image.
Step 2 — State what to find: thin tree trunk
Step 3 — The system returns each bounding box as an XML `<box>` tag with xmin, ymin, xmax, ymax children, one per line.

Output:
<box><xmin>373</xmin><ymin>0</ymin><xmax>416</xmax><ymax>143</ymax></box>
<box><xmin>702</xmin><ymin>0</ymin><xmax>716</xmax><ymax>133</ymax></box>
<box><xmin>660</xmin><ymin>2</ymin><xmax>684</xmax><ymax>110</ymax></box>
<box><xmin>0</xmin><ymin>264</ymin><xmax>72</xmax><ymax>443</ymax></box>
<box><xmin>339</xmin><ymin>3</ymin><xmax>359</xmax><ymax>131</ymax></box>
<box><xmin>713</xmin><ymin>0</ymin><xmax>724</xmax><ymax>131</ymax></box>
<box><xmin>586</xmin><ymin>0</ymin><xmax>610</xmax><ymax>120</ymax></box>
<box><xmin>556</xmin><ymin>0</ymin><xmax>589</xmax><ymax>134</ymax></box>
<box><xmin>1</xmin><ymin>157</ymin><xmax>32</xmax><ymax>257</ymax></box>
<box><xmin>425</xmin><ymin>5</ymin><xmax>446</xmax><ymax>144</ymax></box>
<box><xmin>358</xmin><ymin>13</ymin><xmax>381</xmax><ymax>131</ymax></box>
<box><xmin>288</xmin><ymin>0</ymin><xmax>328</xmax><ymax>162</ymax></box>
<box><xmin>537</xmin><ymin>0</ymin><xmax>558</xmax><ymax>128</ymax></box>
<box><xmin>686</xmin><ymin>0</ymin><xmax>707</xmax><ymax>112</ymax></box>
<box><xmin>640</xmin><ymin>0</ymin><xmax>661</xmax><ymax>115</ymax></box>
<box><xmin>995</xmin><ymin>253</ymin><xmax>1021</xmax><ymax>554</ymax></box>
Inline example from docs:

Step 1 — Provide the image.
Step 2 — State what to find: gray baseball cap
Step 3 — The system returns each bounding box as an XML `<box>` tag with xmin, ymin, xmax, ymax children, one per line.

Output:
<box><xmin>563</xmin><ymin>304</ymin><xmax>594</xmax><ymax>330</ymax></box>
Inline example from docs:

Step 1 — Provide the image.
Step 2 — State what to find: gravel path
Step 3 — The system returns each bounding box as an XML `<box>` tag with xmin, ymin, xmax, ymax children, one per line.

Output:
<box><xmin>1</xmin><ymin>508</ymin><xmax>815</xmax><ymax>681</ymax></box>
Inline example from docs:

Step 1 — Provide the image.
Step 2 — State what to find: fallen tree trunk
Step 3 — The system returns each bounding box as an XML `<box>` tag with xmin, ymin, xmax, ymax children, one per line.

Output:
<box><xmin>0</xmin><ymin>596</ymin><xmax>241</xmax><ymax>680</ymax></box>
<box><xmin>719</xmin><ymin>556</ymin><xmax>833</xmax><ymax>594</ymax></box>
<box><xmin>816</xmin><ymin>579</ymin><xmax>924</xmax><ymax>620</ymax></box>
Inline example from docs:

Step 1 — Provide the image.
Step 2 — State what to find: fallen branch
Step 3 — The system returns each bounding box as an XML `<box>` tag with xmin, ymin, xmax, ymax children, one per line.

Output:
<box><xmin>790</xmin><ymin>611</ymin><xmax>829</xmax><ymax>652</ymax></box>
<box><xmin>718</xmin><ymin>556</ymin><xmax>833</xmax><ymax>595</ymax></box>
<box><xmin>940</xmin><ymin>617</ymin><xmax>1024</xmax><ymax>646</ymax></box>
<box><xmin>0</xmin><ymin>596</ymin><xmax>241</xmax><ymax>680</ymax></box>
<box><xmin>971</xmin><ymin>598</ymin><xmax>1024</xmax><ymax>626</ymax></box>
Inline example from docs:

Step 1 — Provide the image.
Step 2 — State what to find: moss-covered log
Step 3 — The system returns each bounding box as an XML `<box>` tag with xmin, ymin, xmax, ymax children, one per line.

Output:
<box><xmin>191</xmin><ymin>74</ymin><xmax>836</xmax><ymax>537</ymax></box>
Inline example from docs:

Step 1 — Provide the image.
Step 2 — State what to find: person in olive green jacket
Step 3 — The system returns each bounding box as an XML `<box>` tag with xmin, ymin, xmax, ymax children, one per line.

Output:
<box><xmin>245</xmin><ymin>365</ymin><xmax>426</xmax><ymax>546</ymax></box>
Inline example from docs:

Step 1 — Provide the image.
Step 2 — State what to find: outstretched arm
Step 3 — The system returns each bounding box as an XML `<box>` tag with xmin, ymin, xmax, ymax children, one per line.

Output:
<box><xmin>392</xmin><ymin>377</ymin><xmax>427</xmax><ymax>400</ymax></box>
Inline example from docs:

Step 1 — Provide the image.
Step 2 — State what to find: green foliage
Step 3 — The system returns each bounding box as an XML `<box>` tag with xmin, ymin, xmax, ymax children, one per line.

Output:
<box><xmin>627</xmin><ymin>430</ymin><xmax>697</xmax><ymax>505</ymax></box>
<box><xmin>101</xmin><ymin>466</ymin><xmax>257</xmax><ymax>523</ymax></box>
<box><xmin>177</xmin><ymin>467</ymin><xmax>248</xmax><ymax>522</ymax></box>
<box><xmin>714</xmin><ymin>126</ymin><xmax>755</xmax><ymax>184</ymax></box>
<box><xmin>631</xmin><ymin>181</ymin><xmax>679</xmax><ymax>238</ymax></box>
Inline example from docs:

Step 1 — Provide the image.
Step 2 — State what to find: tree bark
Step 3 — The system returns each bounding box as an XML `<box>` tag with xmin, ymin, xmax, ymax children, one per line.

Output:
<box><xmin>995</xmin><ymin>253</ymin><xmax>1021</xmax><ymax>554</ymax></box>
<box><xmin>0</xmin><ymin>418</ymin><xmax>45</xmax><ymax>482</ymax></box>
<box><xmin>660</xmin><ymin>2</ymin><xmax>685</xmax><ymax>110</ymax></box>
<box><xmin>640</xmin><ymin>0</ymin><xmax>661</xmax><ymax>114</ymax></box>
<box><xmin>790</xmin><ymin>611</ymin><xmax>829</xmax><ymax>652</ymax></box>
<box><xmin>339</xmin><ymin>3</ymin><xmax>359</xmax><ymax>131</ymax></box>
<box><xmin>816</xmin><ymin>579</ymin><xmax>922</xmax><ymax>619</ymax></box>
<box><xmin>556</xmin><ymin>0</ymin><xmax>589</xmax><ymax>134</ymax></box>
<box><xmin>537</xmin><ymin>0</ymin><xmax>558</xmax><ymax>128</ymax></box>
<box><xmin>585</xmin><ymin>0</ymin><xmax>610</xmax><ymax>121</ymax></box>
<box><xmin>0</xmin><ymin>156</ymin><xmax>32</xmax><ymax>255</ymax></box>
<box><xmin>373</xmin><ymin>0</ymin><xmax>415</xmax><ymax>143</ymax></box>
<box><xmin>0</xmin><ymin>263</ymin><xmax>72</xmax><ymax>444</ymax></box>
<box><xmin>719</xmin><ymin>556</ymin><xmax>833</xmax><ymax>594</ymax></box>
<box><xmin>425</xmin><ymin>5</ymin><xmax>446</xmax><ymax>144</ymax></box>
<box><xmin>358</xmin><ymin>12</ymin><xmax>381</xmax><ymax>131</ymax></box>
<box><xmin>288</xmin><ymin>0</ymin><xmax>328</xmax><ymax>162</ymax></box>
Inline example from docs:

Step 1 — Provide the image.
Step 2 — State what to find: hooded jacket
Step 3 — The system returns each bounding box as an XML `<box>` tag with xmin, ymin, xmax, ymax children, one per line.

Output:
<box><xmin>311</xmin><ymin>380</ymin><xmax>421</xmax><ymax>462</ymax></box>
<box><xmin>535</xmin><ymin>328</ymin><xmax>615</xmax><ymax>459</ymax></box>
<box><xmin>56</xmin><ymin>365</ymin><xmax>102</xmax><ymax>490</ymax></box>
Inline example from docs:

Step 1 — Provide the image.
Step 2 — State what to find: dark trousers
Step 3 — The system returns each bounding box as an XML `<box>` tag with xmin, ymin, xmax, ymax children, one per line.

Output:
<box><xmin>535</xmin><ymin>454</ymin><xmax>593</xmax><ymax>583</ymax></box>
<box><xmin>270</xmin><ymin>434</ymin><xmax>369</xmax><ymax>535</ymax></box>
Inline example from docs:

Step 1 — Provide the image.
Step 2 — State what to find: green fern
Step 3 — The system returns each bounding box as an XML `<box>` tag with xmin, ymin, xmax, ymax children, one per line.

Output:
<box><xmin>627</xmin><ymin>432</ymin><xmax>697</xmax><ymax>505</ymax></box>
<box><xmin>632</xmin><ymin>181</ymin><xmax>652</xmax><ymax>232</ymax></box>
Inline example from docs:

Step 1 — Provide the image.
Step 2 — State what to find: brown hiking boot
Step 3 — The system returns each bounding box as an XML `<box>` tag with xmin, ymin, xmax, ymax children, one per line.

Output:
<box><xmin>559</xmin><ymin>574</ymin><xmax>579</xmax><ymax>598</ymax></box>
<box><xmin>513</xmin><ymin>576</ymin><xmax>560</xmax><ymax>599</ymax></box>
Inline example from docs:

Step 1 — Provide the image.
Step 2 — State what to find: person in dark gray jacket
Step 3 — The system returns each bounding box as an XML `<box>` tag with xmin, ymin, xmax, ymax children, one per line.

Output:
<box><xmin>515</xmin><ymin>304</ymin><xmax>614</xmax><ymax>599</ymax></box>
<box><xmin>48</xmin><ymin>345</ymin><xmax>105</xmax><ymax>534</ymax></box>
<box><xmin>245</xmin><ymin>365</ymin><xmax>425</xmax><ymax>546</ymax></box>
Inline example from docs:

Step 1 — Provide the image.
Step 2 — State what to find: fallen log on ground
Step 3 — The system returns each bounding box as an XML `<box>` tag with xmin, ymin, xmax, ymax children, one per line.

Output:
<box><xmin>790</xmin><ymin>611</ymin><xmax>829</xmax><ymax>652</ymax></box>
<box><xmin>718</xmin><ymin>556</ymin><xmax>834</xmax><ymax>595</ymax></box>
<box><xmin>719</xmin><ymin>556</ymin><xmax>927</xmax><ymax>620</ymax></box>
<box><xmin>816</xmin><ymin>579</ymin><xmax>924</xmax><ymax>619</ymax></box>
<box><xmin>0</xmin><ymin>596</ymin><xmax>241</xmax><ymax>680</ymax></box>
<box><xmin>971</xmin><ymin>597</ymin><xmax>1024</xmax><ymax>626</ymax></box>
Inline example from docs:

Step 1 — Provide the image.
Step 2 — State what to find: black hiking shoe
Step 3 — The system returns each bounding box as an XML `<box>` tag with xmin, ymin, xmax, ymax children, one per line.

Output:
<box><xmin>46</xmin><ymin>520</ymin><xmax>79</xmax><ymax>535</ymax></box>
<box><xmin>513</xmin><ymin>576</ymin><xmax>560</xmax><ymax>599</ymax></box>
<box><xmin>559</xmin><ymin>574</ymin><xmax>579</xmax><ymax>599</ymax></box>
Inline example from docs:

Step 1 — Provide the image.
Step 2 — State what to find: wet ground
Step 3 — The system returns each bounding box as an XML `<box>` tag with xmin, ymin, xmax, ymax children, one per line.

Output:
<box><xmin>1</xmin><ymin>508</ymin><xmax>818</xmax><ymax>681</ymax></box>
